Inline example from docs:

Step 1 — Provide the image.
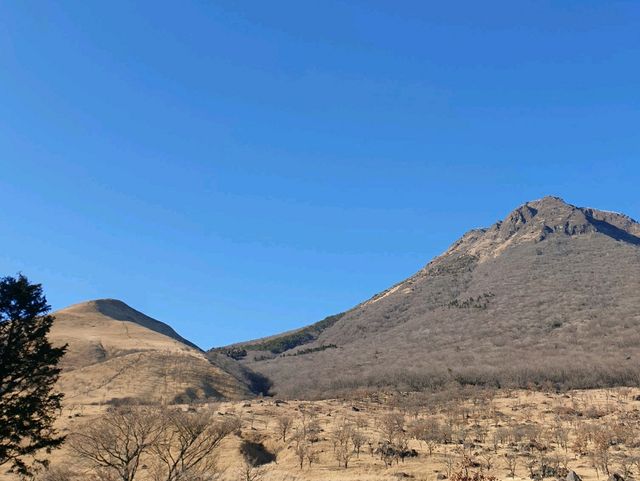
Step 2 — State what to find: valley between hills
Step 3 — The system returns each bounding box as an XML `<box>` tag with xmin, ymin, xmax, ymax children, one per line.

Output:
<box><xmin>7</xmin><ymin>196</ymin><xmax>640</xmax><ymax>481</ymax></box>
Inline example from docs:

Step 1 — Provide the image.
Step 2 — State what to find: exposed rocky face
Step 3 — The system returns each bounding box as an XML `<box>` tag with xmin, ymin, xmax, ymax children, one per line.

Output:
<box><xmin>441</xmin><ymin>196</ymin><xmax>640</xmax><ymax>262</ymax></box>
<box><xmin>224</xmin><ymin>197</ymin><xmax>640</xmax><ymax>398</ymax></box>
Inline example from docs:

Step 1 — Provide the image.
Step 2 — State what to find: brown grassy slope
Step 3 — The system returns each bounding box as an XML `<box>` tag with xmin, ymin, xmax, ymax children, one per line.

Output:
<box><xmin>9</xmin><ymin>388</ymin><xmax>640</xmax><ymax>481</ymax></box>
<box><xmin>229</xmin><ymin>197</ymin><xmax>640</xmax><ymax>397</ymax></box>
<box><xmin>49</xmin><ymin>299</ymin><xmax>253</xmax><ymax>403</ymax></box>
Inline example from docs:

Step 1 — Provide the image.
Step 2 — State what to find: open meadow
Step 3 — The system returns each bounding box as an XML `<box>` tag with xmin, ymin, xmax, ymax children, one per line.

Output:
<box><xmin>8</xmin><ymin>388</ymin><xmax>640</xmax><ymax>481</ymax></box>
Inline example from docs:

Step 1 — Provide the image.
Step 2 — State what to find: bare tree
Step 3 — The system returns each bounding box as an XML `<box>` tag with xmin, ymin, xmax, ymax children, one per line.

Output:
<box><xmin>287</xmin><ymin>407</ymin><xmax>323</xmax><ymax>471</ymax></box>
<box><xmin>276</xmin><ymin>415</ymin><xmax>293</xmax><ymax>443</ymax></box>
<box><xmin>480</xmin><ymin>452</ymin><xmax>494</xmax><ymax>472</ymax></box>
<box><xmin>410</xmin><ymin>418</ymin><xmax>441</xmax><ymax>456</ymax></box>
<box><xmin>299</xmin><ymin>408</ymin><xmax>320</xmax><ymax>441</ymax></box>
<box><xmin>237</xmin><ymin>458</ymin><xmax>265</xmax><ymax>481</ymax></box>
<box><xmin>152</xmin><ymin>409</ymin><xmax>239</xmax><ymax>481</ymax></box>
<box><xmin>380</xmin><ymin>412</ymin><xmax>405</xmax><ymax>445</ymax></box>
<box><xmin>293</xmin><ymin>438</ymin><xmax>310</xmax><ymax>470</ymax></box>
<box><xmin>553</xmin><ymin>423</ymin><xmax>570</xmax><ymax>452</ymax></box>
<box><xmin>351</xmin><ymin>429</ymin><xmax>366</xmax><ymax>458</ymax></box>
<box><xmin>333</xmin><ymin>420</ymin><xmax>355</xmax><ymax>469</ymax></box>
<box><xmin>306</xmin><ymin>446</ymin><xmax>320</xmax><ymax>469</ymax></box>
<box><xmin>593</xmin><ymin>428</ymin><xmax>612</xmax><ymax>476</ymax></box>
<box><xmin>70</xmin><ymin>407</ymin><xmax>162</xmax><ymax>481</ymax></box>
<box><xmin>443</xmin><ymin>447</ymin><xmax>456</xmax><ymax>479</ymax></box>
<box><xmin>505</xmin><ymin>453</ymin><xmax>517</xmax><ymax>478</ymax></box>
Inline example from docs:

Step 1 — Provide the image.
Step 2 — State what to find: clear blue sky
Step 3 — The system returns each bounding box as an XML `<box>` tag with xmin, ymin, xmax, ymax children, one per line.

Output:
<box><xmin>1</xmin><ymin>1</ymin><xmax>638</xmax><ymax>348</ymax></box>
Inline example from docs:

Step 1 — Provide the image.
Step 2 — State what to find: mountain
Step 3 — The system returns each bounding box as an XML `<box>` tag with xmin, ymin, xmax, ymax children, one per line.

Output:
<box><xmin>49</xmin><ymin>299</ymin><xmax>260</xmax><ymax>404</ymax></box>
<box><xmin>215</xmin><ymin>196</ymin><xmax>640</xmax><ymax>397</ymax></box>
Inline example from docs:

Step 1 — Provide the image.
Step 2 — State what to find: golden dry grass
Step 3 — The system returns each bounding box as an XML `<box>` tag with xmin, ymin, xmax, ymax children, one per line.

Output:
<box><xmin>5</xmin><ymin>388</ymin><xmax>640</xmax><ymax>481</ymax></box>
<box><xmin>49</xmin><ymin>300</ymin><xmax>251</xmax><ymax>404</ymax></box>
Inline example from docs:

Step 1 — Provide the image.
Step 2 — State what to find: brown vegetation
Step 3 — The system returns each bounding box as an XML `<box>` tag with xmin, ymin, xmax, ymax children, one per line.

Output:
<box><xmin>8</xmin><ymin>387</ymin><xmax>640</xmax><ymax>481</ymax></box>
<box><xmin>223</xmin><ymin>198</ymin><xmax>640</xmax><ymax>398</ymax></box>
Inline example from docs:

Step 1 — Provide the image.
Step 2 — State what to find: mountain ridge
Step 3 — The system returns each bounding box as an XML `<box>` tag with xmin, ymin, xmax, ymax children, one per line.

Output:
<box><xmin>49</xmin><ymin>299</ymin><xmax>256</xmax><ymax>404</ymax></box>
<box><xmin>56</xmin><ymin>298</ymin><xmax>201</xmax><ymax>351</ymax></box>
<box><xmin>218</xmin><ymin>196</ymin><xmax>640</xmax><ymax>397</ymax></box>
<box><xmin>440</xmin><ymin>196</ymin><xmax>640</xmax><ymax>261</ymax></box>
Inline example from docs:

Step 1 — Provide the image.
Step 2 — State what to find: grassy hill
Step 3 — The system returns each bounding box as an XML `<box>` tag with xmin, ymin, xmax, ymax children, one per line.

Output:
<box><xmin>50</xmin><ymin>299</ymin><xmax>256</xmax><ymax>404</ymax></box>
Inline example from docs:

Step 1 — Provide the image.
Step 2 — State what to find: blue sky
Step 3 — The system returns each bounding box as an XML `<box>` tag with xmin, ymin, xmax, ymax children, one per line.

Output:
<box><xmin>1</xmin><ymin>1</ymin><xmax>638</xmax><ymax>348</ymax></box>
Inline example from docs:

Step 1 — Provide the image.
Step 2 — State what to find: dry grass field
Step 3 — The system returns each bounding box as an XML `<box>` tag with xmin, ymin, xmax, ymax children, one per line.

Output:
<box><xmin>7</xmin><ymin>387</ymin><xmax>640</xmax><ymax>481</ymax></box>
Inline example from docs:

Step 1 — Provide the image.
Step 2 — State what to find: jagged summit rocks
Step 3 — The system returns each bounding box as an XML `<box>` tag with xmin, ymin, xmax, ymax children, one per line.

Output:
<box><xmin>443</xmin><ymin>196</ymin><xmax>640</xmax><ymax>262</ymax></box>
<box><xmin>222</xmin><ymin>196</ymin><xmax>640</xmax><ymax>397</ymax></box>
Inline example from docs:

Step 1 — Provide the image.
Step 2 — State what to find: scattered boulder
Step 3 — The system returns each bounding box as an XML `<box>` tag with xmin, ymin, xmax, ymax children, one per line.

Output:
<box><xmin>609</xmin><ymin>474</ymin><xmax>625</xmax><ymax>481</ymax></box>
<box><xmin>375</xmin><ymin>442</ymin><xmax>418</xmax><ymax>466</ymax></box>
<box><xmin>528</xmin><ymin>440</ymin><xmax>547</xmax><ymax>451</ymax></box>
<box><xmin>532</xmin><ymin>464</ymin><xmax>559</xmax><ymax>479</ymax></box>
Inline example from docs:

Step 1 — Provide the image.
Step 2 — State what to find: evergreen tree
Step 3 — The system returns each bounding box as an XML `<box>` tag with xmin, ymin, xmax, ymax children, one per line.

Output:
<box><xmin>0</xmin><ymin>274</ymin><xmax>67</xmax><ymax>475</ymax></box>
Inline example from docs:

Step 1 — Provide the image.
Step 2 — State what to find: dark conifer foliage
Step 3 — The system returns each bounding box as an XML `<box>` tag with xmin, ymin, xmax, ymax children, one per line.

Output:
<box><xmin>0</xmin><ymin>274</ymin><xmax>67</xmax><ymax>475</ymax></box>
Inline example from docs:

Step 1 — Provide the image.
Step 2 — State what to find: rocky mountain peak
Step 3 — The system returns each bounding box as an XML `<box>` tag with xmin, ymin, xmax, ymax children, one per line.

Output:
<box><xmin>235</xmin><ymin>196</ymin><xmax>640</xmax><ymax>397</ymax></box>
<box><xmin>443</xmin><ymin>196</ymin><xmax>640</xmax><ymax>262</ymax></box>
